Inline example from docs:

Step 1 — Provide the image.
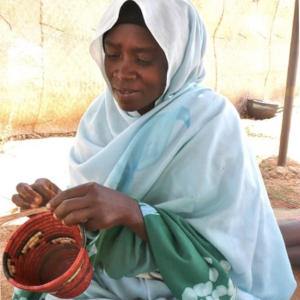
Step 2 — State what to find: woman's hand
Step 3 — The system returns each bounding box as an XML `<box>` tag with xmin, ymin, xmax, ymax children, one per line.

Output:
<box><xmin>12</xmin><ymin>178</ymin><xmax>61</xmax><ymax>210</ymax></box>
<box><xmin>47</xmin><ymin>182</ymin><xmax>148</xmax><ymax>240</ymax></box>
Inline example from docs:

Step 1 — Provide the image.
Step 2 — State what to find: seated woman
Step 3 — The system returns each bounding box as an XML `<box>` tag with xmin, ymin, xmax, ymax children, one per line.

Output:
<box><xmin>12</xmin><ymin>0</ymin><xmax>296</xmax><ymax>299</ymax></box>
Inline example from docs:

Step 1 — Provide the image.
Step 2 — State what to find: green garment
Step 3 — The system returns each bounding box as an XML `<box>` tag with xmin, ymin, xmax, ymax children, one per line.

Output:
<box><xmin>90</xmin><ymin>204</ymin><xmax>236</xmax><ymax>300</ymax></box>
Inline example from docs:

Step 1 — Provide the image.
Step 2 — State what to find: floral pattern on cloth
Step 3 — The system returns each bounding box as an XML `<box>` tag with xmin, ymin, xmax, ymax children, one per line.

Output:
<box><xmin>140</xmin><ymin>203</ymin><xmax>237</xmax><ymax>300</ymax></box>
<box><xmin>182</xmin><ymin>278</ymin><xmax>236</xmax><ymax>300</ymax></box>
<box><xmin>89</xmin><ymin>202</ymin><xmax>237</xmax><ymax>300</ymax></box>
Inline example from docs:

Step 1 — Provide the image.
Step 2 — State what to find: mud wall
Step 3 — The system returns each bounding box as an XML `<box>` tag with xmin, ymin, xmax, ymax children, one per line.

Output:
<box><xmin>0</xmin><ymin>0</ymin><xmax>298</xmax><ymax>136</ymax></box>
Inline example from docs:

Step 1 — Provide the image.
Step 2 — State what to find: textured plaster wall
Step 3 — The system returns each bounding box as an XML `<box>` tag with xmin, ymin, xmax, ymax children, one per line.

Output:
<box><xmin>0</xmin><ymin>0</ymin><xmax>298</xmax><ymax>136</ymax></box>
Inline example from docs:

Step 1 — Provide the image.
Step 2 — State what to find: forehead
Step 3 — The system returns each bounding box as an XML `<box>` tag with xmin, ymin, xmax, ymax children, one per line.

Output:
<box><xmin>104</xmin><ymin>24</ymin><xmax>162</xmax><ymax>51</ymax></box>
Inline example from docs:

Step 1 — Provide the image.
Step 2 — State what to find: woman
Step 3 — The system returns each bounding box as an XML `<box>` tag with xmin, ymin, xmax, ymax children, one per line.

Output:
<box><xmin>12</xmin><ymin>0</ymin><xmax>296</xmax><ymax>299</ymax></box>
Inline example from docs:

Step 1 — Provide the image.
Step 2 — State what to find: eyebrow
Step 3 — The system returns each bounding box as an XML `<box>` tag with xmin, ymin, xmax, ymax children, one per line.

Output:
<box><xmin>104</xmin><ymin>39</ymin><xmax>157</xmax><ymax>53</ymax></box>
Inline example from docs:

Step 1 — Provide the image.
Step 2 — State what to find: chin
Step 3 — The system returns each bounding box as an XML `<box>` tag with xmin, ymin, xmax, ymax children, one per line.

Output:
<box><xmin>117</xmin><ymin>103</ymin><xmax>138</xmax><ymax>112</ymax></box>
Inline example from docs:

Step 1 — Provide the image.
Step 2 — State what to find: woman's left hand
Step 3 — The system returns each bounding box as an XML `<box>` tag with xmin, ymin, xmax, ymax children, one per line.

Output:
<box><xmin>47</xmin><ymin>182</ymin><xmax>148</xmax><ymax>240</ymax></box>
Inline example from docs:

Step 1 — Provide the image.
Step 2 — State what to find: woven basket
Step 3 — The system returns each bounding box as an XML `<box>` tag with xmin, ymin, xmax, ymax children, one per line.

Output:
<box><xmin>2</xmin><ymin>211</ymin><xmax>93</xmax><ymax>298</ymax></box>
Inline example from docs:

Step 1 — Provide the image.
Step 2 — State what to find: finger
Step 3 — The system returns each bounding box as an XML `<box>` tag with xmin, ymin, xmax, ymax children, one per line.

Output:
<box><xmin>16</xmin><ymin>183</ymin><xmax>43</xmax><ymax>206</ymax></box>
<box><xmin>31</xmin><ymin>183</ymin><xmax>57</xmax><ymax>202</ymax></box>
<box><xmin>84</xmin><ymin>218</ymin><xmax>103</xmax><ymax>231</ymax></box>
<box><xmin>62</xmin><ymin>208</ymin><xmax>91</xmax><ymax>226</ymax></box>
<box><xmin>83</xmin><ymin>211</ymin><xmax>114</xmax><ymax>231</ymax></box>
<box><xmin>48</xmin><ymin>184</ymin><xmax>90</xmax><ymax>209</ymax></box>
<box><xmin>53</xmin><ymin>197</ymin><xmax>89</xmax><ymax>220</ymax></box>
<box><xmin>35</xmin><ymin>178</ymin><xmax>61</xmax><ymax>194</ymax></box>
<box><xmin>49</xmin><ymin>181</ymin><xmax>62</xmax><ymax>194</ymax></box>
<box><xmin>12</xmin><ymin>194</ymin><xmax>32</xmax><ymax>209</ymax></box>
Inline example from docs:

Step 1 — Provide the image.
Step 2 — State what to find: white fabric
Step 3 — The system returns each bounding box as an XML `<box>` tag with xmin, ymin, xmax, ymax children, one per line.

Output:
<box><xmin>68</xmin><ymin>0</ymin><xmax>296</xmax><ymax>299</ymax></box>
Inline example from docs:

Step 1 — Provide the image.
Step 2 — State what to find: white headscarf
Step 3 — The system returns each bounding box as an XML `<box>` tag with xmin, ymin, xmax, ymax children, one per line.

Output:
<box><xmin>89</xmin><ymin>0</ymin><xmax>206</xmax><ymax>122</ymax></box>
<box><xmin>69</xmin><ymin>1</ymin><xmax>296</xmax><ymax>299</ymax></box>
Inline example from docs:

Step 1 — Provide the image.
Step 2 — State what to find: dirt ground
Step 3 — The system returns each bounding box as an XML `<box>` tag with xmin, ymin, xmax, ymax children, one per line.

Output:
<box><xmin>1</xmin><ymin>157</ymin><xmax>300</xmax><ymax>299</ymax></box>
<box><xmin>260</xmin><ymin>156</ymin><xmax>300</xmax><ymax>210</ymax></box>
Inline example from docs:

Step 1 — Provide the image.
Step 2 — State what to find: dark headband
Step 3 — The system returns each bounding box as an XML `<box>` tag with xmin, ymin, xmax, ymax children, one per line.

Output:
<box><xmin>115</xmin><ymin>1</ymin><xmax>146</xmax><ymax>27</ymax></box>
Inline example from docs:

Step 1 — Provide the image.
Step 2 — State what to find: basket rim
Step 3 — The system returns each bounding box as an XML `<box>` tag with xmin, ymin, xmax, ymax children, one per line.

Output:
<box><xmin>2</xmin><ymin>211</ymin><xmax>89</xmax><ymax>291</ymax></box>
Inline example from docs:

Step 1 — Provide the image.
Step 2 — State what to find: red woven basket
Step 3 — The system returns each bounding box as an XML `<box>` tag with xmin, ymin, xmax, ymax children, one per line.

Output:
<box><xmin>2</xmin><ymin>211</ymin><xmax>93</xmax><ymax>298</ymax></box>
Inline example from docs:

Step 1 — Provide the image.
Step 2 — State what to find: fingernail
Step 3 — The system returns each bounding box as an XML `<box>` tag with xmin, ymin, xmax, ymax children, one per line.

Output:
<box><xmin>46</xmin><ymin>203</ymin><xmax>51</xmax><ymax>208</ymax></box>
<box><xmin>53</xmin><ymin>214</ymin><xmax>58</xmax><ymax>220</ymax></box>
<box><xmin>35</xmin><ymin>197</ymin><xmax>41</xmax><ymax>204</ymax></box>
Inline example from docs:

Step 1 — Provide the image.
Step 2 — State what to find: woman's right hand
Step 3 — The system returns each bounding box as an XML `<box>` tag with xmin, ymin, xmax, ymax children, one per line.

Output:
<box><xmin>12</xmin><ymin>178</ymin><xmax>61</xmax><ymax>210</ymax></box>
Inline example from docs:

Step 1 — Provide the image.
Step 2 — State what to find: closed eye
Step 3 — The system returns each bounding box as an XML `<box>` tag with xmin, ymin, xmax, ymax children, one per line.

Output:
<box><xmin>105</xmin><ymin>52</ymin><xmax>120</xmax><ymax>57</ymax></box>
<box><xmin>105</xmin><ymin>53</ymin><xmax>120</xmax><ymax>59</ymax></box>
<box><xmin>136</xmin><ymin>57</ymin><xmax>153</xmax><ymax>66</ymax></box>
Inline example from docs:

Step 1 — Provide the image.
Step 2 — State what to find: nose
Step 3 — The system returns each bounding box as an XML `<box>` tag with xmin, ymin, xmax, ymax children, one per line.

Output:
<box><xmin>113</xmin><ymin>58</ymin><xmax>136</xmax><ymax>80</ymax></box>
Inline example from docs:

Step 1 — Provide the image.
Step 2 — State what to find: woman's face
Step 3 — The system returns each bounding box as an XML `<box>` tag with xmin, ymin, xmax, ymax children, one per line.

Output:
<box><xmin>104</xmin><ymin>24</ymin><xmax>168</xmax><ymax>115</ymax></box>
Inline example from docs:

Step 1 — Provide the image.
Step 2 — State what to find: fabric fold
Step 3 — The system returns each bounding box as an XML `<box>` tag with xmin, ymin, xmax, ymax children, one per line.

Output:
<box><xmin>90</xmin><ymin>203</ymin><xmax>237</xmax><ymax>300</ymax></box>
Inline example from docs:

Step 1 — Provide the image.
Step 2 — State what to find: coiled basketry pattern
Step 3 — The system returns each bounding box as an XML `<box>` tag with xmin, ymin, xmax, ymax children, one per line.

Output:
<box><xmin>2</xmin><ymin>211</ymin><xmax>93</xmax><ymax>298</ymax></box>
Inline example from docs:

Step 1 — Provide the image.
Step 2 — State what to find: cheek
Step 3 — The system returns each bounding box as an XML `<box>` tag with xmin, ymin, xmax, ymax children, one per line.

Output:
<box><xmin>104</xmin><ymin>59</ymin><xmax>111</xmax><ymax>79</ymax></box>
<box><xmin>144</xmin><ymin>67</ymin><xmax>166</xmax><ymax>90</ymax></box>
<box><xmin>159</xmin><ymin>70</ymin><xmax>167</xmax><ymax>92</ymax></box>
<box><xmin>152</xmin><ymin>70</ymin><xmax>167</xmax><ymax>95</ymax></box>
<box><xmin>104</xmin><ymin>58</ymin><xmax>117</xmax><ymax>83</ymax></box>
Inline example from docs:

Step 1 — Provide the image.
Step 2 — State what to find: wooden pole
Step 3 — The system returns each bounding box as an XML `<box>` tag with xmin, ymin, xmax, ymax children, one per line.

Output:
<box><xmin>278</xmin><ymin>0</ymin><xmax>299</xmax><ymax>166</ymax></box>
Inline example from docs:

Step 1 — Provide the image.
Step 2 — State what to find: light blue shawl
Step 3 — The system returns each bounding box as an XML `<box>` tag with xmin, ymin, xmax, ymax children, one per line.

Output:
<box><xmin>68</xmin><ymin>0</ymin><xmax>296</xmax><ymax>299</ymax></box>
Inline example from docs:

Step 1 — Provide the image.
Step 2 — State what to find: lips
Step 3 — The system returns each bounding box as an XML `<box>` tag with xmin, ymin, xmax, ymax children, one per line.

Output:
<box><xmin>113</xmin><ymin>87</ymin><xmax>139</xmax><ymax>95</ymax></box>
<box><xmin>112</xmin><ymin>87</ymin><xmax>140</xmax><ymax>110</ymax></box>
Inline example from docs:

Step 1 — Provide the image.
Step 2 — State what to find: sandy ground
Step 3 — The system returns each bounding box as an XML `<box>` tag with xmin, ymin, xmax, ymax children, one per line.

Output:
<box><xmin>0</xmin><ymin>98</ymin><xmax>299</xmax><ymax>299</ymax></box>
